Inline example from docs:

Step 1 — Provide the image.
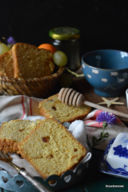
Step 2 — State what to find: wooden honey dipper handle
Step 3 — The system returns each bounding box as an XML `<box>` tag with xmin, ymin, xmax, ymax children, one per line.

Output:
<box><xmin>58</xmin><ymin>88</ymin><xmax>128</xmax><ymax>119</ymax></box>
<box><xmin>84</xmin><ymin>100</ymin><xmax>128</xmax><ymax>119</ymax></box>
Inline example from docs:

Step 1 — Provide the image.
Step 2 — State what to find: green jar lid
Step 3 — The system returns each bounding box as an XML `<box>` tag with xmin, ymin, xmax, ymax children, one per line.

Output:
<box><xmin>49</xmin><ymin>26</ymin><xmax>80</xmax><ymax>40</ymax></box>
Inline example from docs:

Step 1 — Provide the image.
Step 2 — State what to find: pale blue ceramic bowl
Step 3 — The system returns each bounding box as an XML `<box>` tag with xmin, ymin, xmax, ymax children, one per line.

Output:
<box><xmin>81</xmin><ymin>49</ymin><xmax>128</xmax><ymax>97</ymax></box>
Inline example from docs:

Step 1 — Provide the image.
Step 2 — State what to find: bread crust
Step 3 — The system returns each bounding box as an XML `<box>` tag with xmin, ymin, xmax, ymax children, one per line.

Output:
<box><xmin>0</xmin><ymin>138</ymin><xmax>18</xmax><ymax>153</ymax></box>
<box><xmin>0</xmin><ymin>50</ymin><xmax>14</xmax><ymax>77</ymax></box>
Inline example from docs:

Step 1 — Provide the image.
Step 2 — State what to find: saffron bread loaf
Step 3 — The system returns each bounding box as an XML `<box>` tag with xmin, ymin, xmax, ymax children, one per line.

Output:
<box><xmin>19</xmin><ymin>118</ymin><xmax>86</xmax><ymax>178</ymax></box>
<box><xmin>39</xmin><ymin>94</ymin><xmax>91</xmax><ymax>123</ymax></box>
<box><xmin>0</xmin><ymin>42</ymin><xmax>55</xmax><ymax>79</ymax></box>
<box><xmin>0</xmin><ymin>42</ymin><xmax>62</xmax><ymax>97</ymax></box>
<box><xmin>11</xmin><ymin>43</ymin><xmax>55</xmax><ymax>78</ymax></box>
<box><xmin>0</xmin><ymin>120</ymin><xmax>37</xmax><ymax>153</ymax></box>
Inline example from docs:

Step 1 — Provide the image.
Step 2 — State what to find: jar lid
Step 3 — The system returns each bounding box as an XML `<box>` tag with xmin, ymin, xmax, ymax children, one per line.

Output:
<box><xmin>49</xmin><ymin>26</ymin><xmax>80</xmax><ymax>40</ymax></box>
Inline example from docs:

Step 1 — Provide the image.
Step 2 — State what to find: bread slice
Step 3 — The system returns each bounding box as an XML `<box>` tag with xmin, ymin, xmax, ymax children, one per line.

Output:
<box><xmin>0</xmin><ymin>42</ymin><xmax>55</xmax><ymax>79</ymax></box>
<box><xmin>0</xmin><ymin>119</ymin><xmax>37</xmax><ymax>153</ymax></box>
<box><xmin>0</xmin><ymin>50</ymin><xmax>14</xmax><ymax>77</ymax></box>
<box><xmin>38</xmin><ymin>94</ymin><xmax>91</xmax><ymax>123</ymax></box>
<box><xmin>19</xmin><ymin>118</ymin><xmax>86</xmax><ymax>178</ymax></box>
<box><xmin>12</xmin><ymin>43</ymin><xmax>55</xmax><ymax>79</ymax></box>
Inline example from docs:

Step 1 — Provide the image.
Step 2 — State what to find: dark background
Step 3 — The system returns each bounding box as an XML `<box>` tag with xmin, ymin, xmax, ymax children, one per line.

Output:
<box><xmin>1</xmin><ymin>0</ymin><xmax>128</xmax><ymax>56</ymax></box>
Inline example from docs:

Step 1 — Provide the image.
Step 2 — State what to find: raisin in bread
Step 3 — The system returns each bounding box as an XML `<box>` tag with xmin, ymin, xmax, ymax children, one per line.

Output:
<box><xmin>18</xmin><ymin>118</ymin><xmax>86</xmax><ymax>178</ymax></box>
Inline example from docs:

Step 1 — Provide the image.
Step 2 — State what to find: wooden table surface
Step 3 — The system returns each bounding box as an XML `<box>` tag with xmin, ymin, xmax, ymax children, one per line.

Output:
<box><xmin>71</xmin><ymin>77</ymin><xmax>128</xmax><ymax>122</ymax></box>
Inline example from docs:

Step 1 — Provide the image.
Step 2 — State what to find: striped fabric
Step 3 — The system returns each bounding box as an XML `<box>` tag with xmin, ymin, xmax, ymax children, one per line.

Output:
<box><xmin>0</xmin><ymin>95</ymin><xmax>42</xmax><ymax>125</ymax></box>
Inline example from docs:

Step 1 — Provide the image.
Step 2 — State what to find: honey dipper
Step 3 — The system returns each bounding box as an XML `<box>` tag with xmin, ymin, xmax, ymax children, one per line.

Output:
<box><xmin>58</xmin><ymin>88</ymin><xmax>128</xmax><ymax>119</ymax></box>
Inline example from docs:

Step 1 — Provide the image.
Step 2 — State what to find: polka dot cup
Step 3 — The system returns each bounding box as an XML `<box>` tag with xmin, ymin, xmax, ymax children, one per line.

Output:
<box><xmin>81</xmin><ymin>49</ymin><xmax>128</xmax><ymax>97</ymax></box>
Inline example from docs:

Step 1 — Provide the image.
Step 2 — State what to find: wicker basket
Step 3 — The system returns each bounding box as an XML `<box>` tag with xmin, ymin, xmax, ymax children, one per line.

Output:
<box><xmin>0</xmin><ymin>67</ymin><xmax>64</xmax><ymax>98</ymax></box>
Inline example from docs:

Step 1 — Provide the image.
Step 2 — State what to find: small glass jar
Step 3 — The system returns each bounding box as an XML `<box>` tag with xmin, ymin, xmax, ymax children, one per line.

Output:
<box><xmin>49</xmin><ymin>26</ymin><xmax>80</xmax><ymax>71</ymax></box>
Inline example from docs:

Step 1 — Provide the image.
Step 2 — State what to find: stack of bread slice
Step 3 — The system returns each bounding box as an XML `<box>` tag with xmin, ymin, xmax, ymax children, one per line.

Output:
<box><xmin>0</xmin><ymin>42</ymin><xmax>55</xmax><ymax>79</ymax></box>
<box><xmin>0</xmin><ymin>93</ymin><xmax>91</xmax><ymax>178</ymax></box>
<box><xmin>0</xmin><ymin>118</ymin><xmax>86</xmax><ymax>178</ymax></box>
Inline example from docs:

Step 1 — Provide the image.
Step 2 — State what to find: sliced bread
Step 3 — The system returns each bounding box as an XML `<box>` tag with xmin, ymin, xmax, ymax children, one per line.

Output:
<box><xmin>11</xmin><ymin>43</ymin><xmax>55</xmax><ymax>79</ymax></box>
<box><xmin>18</xmin><ymin>118</ymin><xmax>86</xmax><ymax>178</ymax></box>
<box><xmin>0</xmin><ymin>119</ymin><xmax>37</xmax><ymax>153</ymax></box>
<box><xmin>0</xmin><ymin>42</ymin><xmax>55</xmax><ymax>79</ymax></box>
<box><xmin>38</xmin><ymin>94</ymin><xmax>91</xmax><ymax>123</ymax></box>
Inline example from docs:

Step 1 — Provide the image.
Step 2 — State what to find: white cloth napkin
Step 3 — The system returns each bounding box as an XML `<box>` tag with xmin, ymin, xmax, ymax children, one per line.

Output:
<box><xmin>0</xmin><ymin>95</ymin><xmax>42</xmax><ymax>125</ymax></box>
